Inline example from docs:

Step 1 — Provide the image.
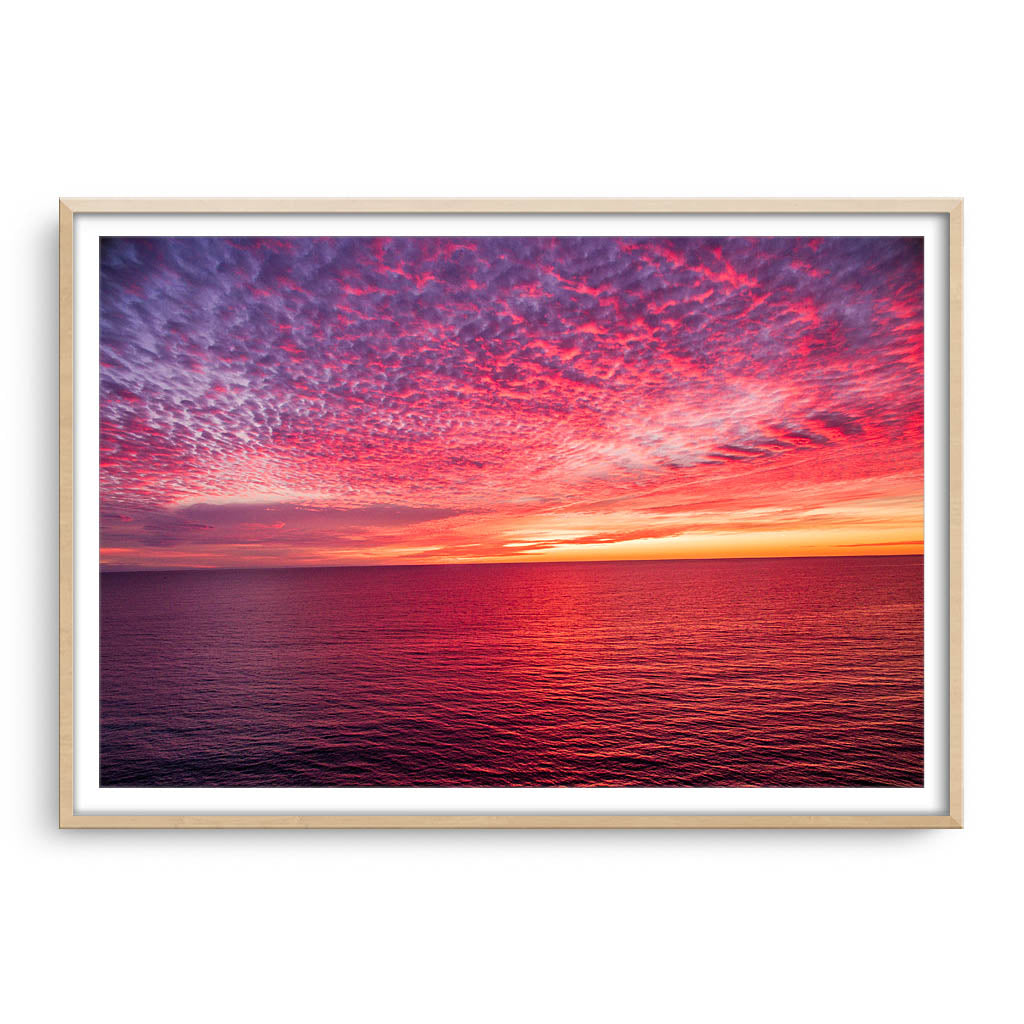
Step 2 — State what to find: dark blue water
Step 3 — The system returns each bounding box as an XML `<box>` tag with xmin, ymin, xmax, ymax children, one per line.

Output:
<box><xmin>100</xmin><ymin>556</ymin><xmax>923</xmax><ymax>787</ymax></box>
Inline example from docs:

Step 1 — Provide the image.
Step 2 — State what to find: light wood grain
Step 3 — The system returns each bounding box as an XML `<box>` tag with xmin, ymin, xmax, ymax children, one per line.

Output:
<box><xmin>59</xmin><ymin>197</ymin><xmax>962</xmax><ymax>215</ymax></box>
<box><xmin>948</xmin><ymin>201</ymin><xmax>964</xmax><ymax>827</ymax></box>
<box><xmin>58</xmin><ymin>198</ymin><xmax>964</xmax><ymax>829</ymax></box>
<box><xmin>59</xmin><ymin>200</ymin><xmax>74</xmax><ymax>828</ymax></box>
<box><xmin>58</xmin><ymin>814</ymin><xmax>962</xmax><ymax>829</ymax></box>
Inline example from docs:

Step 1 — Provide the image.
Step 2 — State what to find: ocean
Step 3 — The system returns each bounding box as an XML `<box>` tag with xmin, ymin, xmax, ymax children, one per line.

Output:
<box><xmin>99</xmin><ymin>555</ymin><xmax>923</xmax><ymax>787</ymax></box>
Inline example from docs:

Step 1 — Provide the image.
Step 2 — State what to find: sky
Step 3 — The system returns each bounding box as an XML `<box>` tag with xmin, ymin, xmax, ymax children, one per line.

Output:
<box><xmin>99</xmin><ymin>235</ymin><xmax>923</xmax><ymax>570</ymax></box>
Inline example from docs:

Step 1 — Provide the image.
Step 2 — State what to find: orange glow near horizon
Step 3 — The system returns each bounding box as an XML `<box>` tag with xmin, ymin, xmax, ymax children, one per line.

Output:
<box><xmin>99</xmin><ymin>502</ymin><xmax>924</xmax><ymax>571</ymax></box>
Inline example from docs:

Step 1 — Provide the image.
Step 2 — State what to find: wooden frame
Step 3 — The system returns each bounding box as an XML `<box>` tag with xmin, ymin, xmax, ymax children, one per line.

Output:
<box><xmin>59</xmin><ymin>198</ymin><xmax>963</xmax><ymax>829</ymax></box>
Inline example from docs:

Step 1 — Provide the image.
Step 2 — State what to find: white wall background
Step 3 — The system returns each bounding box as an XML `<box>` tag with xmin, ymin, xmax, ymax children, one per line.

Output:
<box><xmin>3</xmin><ymin>2</ymin><xmax>1019</xmax><ymax>1021</ymax></box>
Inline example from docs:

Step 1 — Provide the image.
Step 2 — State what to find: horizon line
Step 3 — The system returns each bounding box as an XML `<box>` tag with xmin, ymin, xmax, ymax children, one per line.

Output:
<box><xmin>99</xmin><ymin>550</ymin><xmax>925</xmax><ymax>574</ymax></box>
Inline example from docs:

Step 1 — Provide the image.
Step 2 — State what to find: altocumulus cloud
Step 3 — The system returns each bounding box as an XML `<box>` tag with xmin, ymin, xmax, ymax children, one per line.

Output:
<box><xmin>99</xmin><ymin>235</ymin><xmax>923</xmax><ymax>567</ymax></box>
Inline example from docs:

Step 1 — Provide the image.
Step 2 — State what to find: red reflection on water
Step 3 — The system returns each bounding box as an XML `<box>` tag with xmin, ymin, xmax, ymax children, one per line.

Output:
<box><xmin>100</xmin><ymin>556</ymin><xmax>923</xmax><ymax>788</ymax></box>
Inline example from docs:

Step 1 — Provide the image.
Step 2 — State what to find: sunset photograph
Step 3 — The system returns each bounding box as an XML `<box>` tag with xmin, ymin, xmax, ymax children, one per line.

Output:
<box><xmin>32</xmin><ymin>11</ymin><xmax>992</xmax><ymax>1017</ymax></box>
<box><xmin>98</xmin><ymin>234</ymin><xmax>924</xmax><ymax>788</ymax></box>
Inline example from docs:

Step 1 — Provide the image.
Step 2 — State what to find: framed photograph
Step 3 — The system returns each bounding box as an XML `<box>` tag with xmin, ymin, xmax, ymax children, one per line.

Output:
<box><xmin>59</xmin><ymin>198</ymin><xmax>962</xmax><ymax>828</ymax></box>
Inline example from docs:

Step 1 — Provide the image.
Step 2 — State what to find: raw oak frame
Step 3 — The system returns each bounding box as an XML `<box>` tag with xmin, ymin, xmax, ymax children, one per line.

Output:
<box><xmin>59</xmin><ymin>198</ymin><xmax>963</xmax><ymax>829</ymax></box>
